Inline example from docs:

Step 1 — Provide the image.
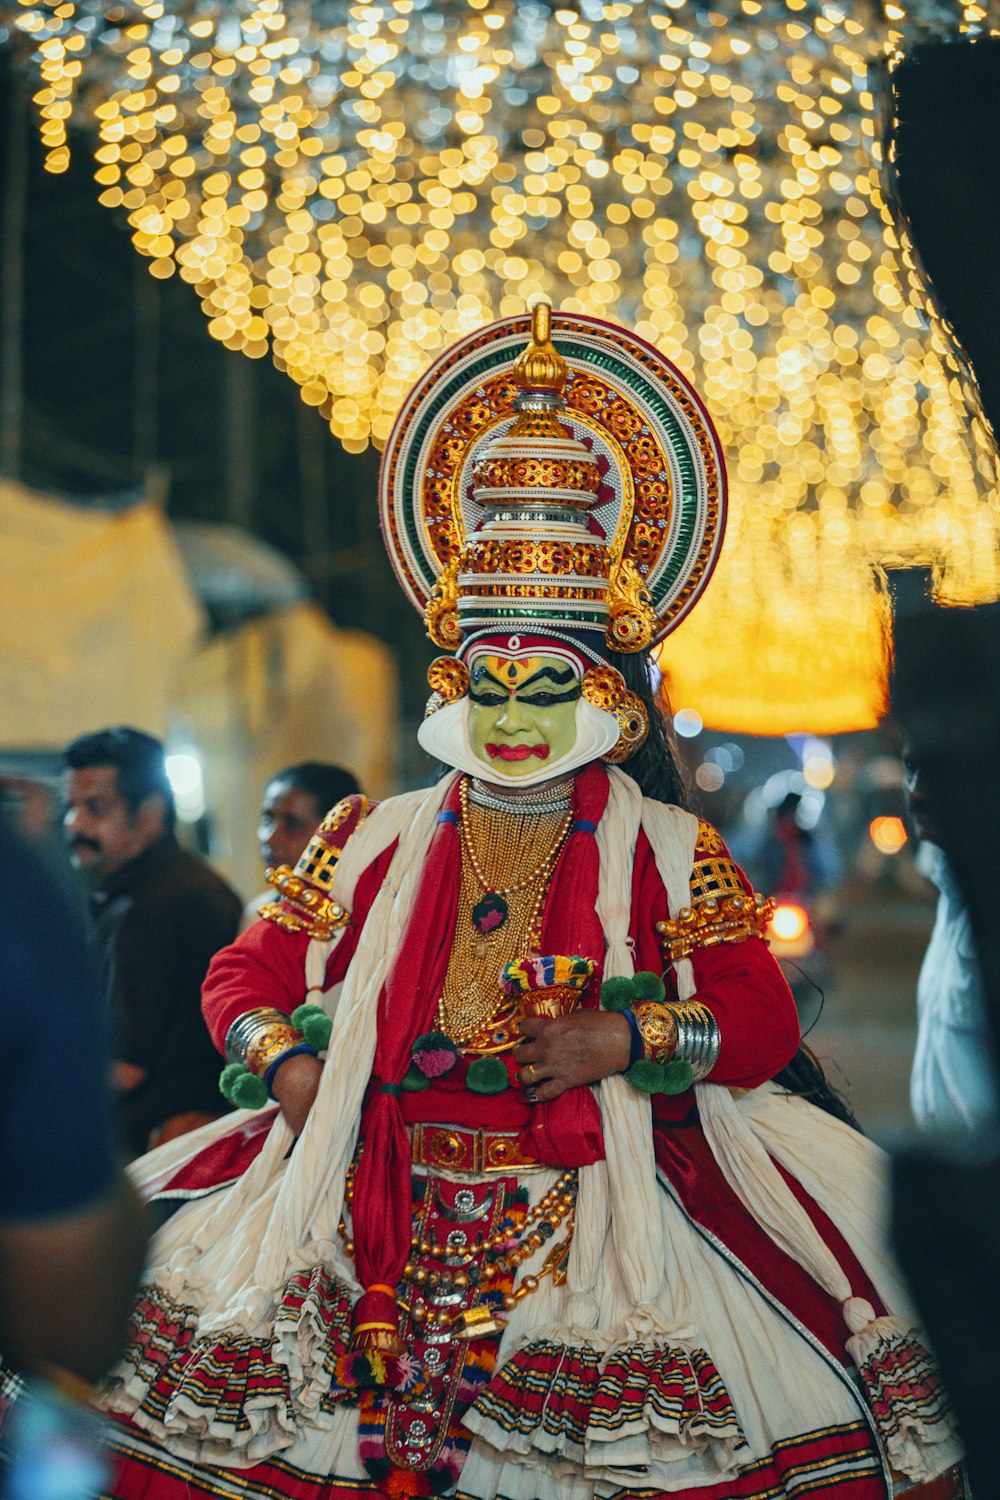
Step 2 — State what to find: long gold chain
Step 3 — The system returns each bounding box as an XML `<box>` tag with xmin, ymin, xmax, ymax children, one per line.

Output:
<box><xmin>437</xmin><ymin>780</ymin><xmax>573</xmax><ymax>1046</ymax></box>
<box><xmin>458</xmin><ymin>776</ymin><xmax>573</xmax><ymax>895</ymax></box>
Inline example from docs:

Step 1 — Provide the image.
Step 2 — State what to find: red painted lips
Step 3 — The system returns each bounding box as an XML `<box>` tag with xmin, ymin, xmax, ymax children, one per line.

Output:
<box><xmin>485</xmin><ymin>743</ymin><xmax>550</xmax><ymax>761</ymax></box>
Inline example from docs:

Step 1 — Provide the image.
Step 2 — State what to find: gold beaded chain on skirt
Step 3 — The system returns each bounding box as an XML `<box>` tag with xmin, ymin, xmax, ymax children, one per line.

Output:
<box><xmin>436</xmin><ymin>792</ymin><xmax>570</xmax><ymax>1047</ymax></box>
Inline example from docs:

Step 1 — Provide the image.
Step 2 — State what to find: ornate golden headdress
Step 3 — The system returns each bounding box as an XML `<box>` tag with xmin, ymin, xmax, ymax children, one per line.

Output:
<box><xmin>380</xmin><ymin>302</ymin><xmax>727</xmax><ymax>668</ymax></box>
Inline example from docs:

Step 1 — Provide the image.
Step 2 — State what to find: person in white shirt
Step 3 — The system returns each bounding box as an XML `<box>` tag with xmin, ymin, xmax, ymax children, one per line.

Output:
<box><xmin>904</xmin><ymin>743</ymin><xmax>999</xmax><ymax>1131</ymax></box>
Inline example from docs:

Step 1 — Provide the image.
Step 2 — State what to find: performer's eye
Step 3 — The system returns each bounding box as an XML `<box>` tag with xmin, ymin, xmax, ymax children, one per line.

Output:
<box><xmin>520</xmin><ymin>689</ymin><xmax>580</xmax><ymax>707</ymax></box>
<box><xmin>470</xmin><ymin>689</ymin><xmax>506</xmax><ymax>706</ymax></box>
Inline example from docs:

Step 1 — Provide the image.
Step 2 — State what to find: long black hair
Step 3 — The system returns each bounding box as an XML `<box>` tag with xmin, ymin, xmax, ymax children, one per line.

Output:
<box><xmin>611</xmin><ymin>649</ymin><xmax>861</xmax><ymax>1131</ymax></box>
<box><xmin>608</xmin><ymin>647</ymin><xmax>690</xmax><ymax>807</ymax></box>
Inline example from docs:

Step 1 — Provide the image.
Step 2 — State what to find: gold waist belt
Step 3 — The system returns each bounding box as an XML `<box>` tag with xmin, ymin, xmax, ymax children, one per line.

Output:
<box><xmin>408</xmin><ymin>1122</ymin><xmax>543</xmax><ymax>1175</ymax></box>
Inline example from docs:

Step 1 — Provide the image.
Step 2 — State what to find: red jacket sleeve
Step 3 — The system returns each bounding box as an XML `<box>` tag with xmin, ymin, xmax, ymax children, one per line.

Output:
<box><xmin>201</xmin><ymin>839</ymin><xmax>397</xmax><ymax>1054</ymax></box>
<box><xmin>630</xmin><ymin>822</ymin><xmax>799</xmax><ymax>1089</ymax></box>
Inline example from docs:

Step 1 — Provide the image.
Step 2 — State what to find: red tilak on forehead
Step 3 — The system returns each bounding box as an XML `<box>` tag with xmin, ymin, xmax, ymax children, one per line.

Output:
<box><xmin>461</xmin><ymin>632</ymin><xmax>589</xmax><ymax>680</ymax></box>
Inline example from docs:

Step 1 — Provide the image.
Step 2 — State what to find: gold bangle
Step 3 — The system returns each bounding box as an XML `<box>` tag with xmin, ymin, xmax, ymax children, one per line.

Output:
<box><xmin>632</xmin><ymin>1001</ymin><xmax>678</xmax><ymax>1065</ymax></box>
<box><xmin>244</xmin><ymin>1022</ymin><xmax>306</xmax><ymax>1078</ymax></box>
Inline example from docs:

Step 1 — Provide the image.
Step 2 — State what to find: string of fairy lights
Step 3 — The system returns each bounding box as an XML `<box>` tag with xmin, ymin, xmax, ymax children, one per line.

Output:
<box><xmin>6</xmin><ymin>0</ymin><xmax>1000</xmax><ymax>730</ymax></box>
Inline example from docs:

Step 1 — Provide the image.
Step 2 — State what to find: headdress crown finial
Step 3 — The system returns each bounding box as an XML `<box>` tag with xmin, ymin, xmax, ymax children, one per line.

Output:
<box><xmin>513</xmin><ymin>299</ymin><xmax>567</xmax><ymax>397</ymax></box>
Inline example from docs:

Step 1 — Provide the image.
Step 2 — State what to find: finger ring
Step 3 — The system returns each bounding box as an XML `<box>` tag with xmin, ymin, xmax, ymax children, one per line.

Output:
<box><xmin>527</xmin><ymin>1089</ymin><xmax>538</xmax><ymax>1104</ymax></box>
<box><xmin>526</xmin><ymin>1062</ymin><xmax>538</xmax><ymax>1084</ymax></box>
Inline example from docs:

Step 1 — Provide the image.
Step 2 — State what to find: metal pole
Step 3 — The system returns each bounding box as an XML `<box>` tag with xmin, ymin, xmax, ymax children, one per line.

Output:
<box><xmin>0</xmin><ymin>61</ymin><xmax>28</xmax><ymax>479</ymax></box>
<box><xmin>223</xmin><ymin>350</ymin><xmax>256</xmax><ymax>526</ymax></box>
<box><xmin>298</xmin><ymin>396</ymin><xmax>330</xmax><ymax>585</ymax></box>
<box><xmin>133</xmin><ymin>255</ymin><xmax>160</xmax><ymax>476</ymax></box>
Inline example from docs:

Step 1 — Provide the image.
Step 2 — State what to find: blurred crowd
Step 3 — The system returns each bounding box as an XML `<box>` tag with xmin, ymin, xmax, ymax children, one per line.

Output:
<box><xmin>2</xmin><ymin>729</ymin><xmax>360</xmax><ymax>1160</ymax></box>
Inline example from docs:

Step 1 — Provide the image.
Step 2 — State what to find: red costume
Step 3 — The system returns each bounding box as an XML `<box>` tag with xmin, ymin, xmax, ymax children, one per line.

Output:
<box><xmin>98</xmin><ymin>307</ymin><xmax>959</xmax><ymax>1500</ymax></box>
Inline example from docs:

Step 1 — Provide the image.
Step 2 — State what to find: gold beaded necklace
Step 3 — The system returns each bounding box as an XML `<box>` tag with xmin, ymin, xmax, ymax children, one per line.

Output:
<box><xmin>458</xmin><ymin>777</ymin><xmax>573</xmax><ymax>901</ymax></box>
<box><xmin>435</xmin><ymin>778</ymin><xmax>573</xmax><ymax>1046</ymax></box>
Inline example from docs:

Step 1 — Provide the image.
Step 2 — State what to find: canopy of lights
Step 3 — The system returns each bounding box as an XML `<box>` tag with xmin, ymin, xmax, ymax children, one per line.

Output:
<box><xmin>9</xmin><ymin>0</ymin><xmax>1000</xmax><ymax>733</ymax></box>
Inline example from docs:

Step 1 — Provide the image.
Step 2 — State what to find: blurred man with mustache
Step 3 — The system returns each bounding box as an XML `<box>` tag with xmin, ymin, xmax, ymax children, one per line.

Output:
<box><xmin>63</xmin><ymin>728</ymin><xmax>242</xmax><ymax>1156</ymax></box>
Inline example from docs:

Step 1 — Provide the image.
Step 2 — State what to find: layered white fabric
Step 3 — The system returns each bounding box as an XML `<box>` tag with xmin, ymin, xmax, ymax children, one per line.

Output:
<box><xmin>109</xmin><ymin>770</ymin><xmax>959</xmax><ymax>1491</ymax></box>
<box><xmin>119</xmin><ymin>779</ymin><xmax>456</xmax><ymax>1334</ymax></box>
<box><xmin>911</xmin><ymin>842</ymin><xmax>999</xmax><ymax>1132</ymax></box>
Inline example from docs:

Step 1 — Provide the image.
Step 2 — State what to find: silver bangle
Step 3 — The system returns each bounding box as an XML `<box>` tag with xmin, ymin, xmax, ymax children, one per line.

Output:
<box><xmin>670</xmin><ymin>1002</ymin><xmax>721</xmax><ymax>1084</ymax></box>
<box><xmin>225</xmin><ymin>1007</ymin><xmax>294</xmax><ymax>1067</ymax></box>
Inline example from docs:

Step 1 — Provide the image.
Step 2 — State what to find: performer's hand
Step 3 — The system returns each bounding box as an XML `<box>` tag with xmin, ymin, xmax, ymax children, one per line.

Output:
<box><xmin>271</xmin><ymin>1053</ymin><xmax>324</xmax><ymax>1136</ymax></box>
<box><xmin>514</xmin><ymin>1012</ymin><xmax>631</xmax><ymax>1102</ymax></box>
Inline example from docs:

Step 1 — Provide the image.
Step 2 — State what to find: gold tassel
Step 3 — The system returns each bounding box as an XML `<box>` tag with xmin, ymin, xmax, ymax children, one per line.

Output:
<box><xmin>350</xmin><ymin>1322</ymin><xmax>406</xmax><ymax>1358</ymax></box>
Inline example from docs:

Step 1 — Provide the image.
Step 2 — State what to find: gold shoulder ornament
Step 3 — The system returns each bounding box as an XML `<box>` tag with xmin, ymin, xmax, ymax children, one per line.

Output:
<box><xmin>259</xmin><ymin>794</ymin><xmax>370</xmax><ymax>939</ymax></box>
<box><xmin>656</xmin><ymin>848</ymin><xmax>775</xmax><ymax>961</ymax></box>
<box><xmin>695</xmin><ymin>819</ymin><xmax>726</xmax><ymax>855</ymax></box>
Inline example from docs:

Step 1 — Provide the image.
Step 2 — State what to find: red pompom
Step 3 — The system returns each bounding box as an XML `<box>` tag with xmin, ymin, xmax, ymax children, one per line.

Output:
<box><xmin>386</xmin><ymin>1466</ymin><xmax>432</xmax><ymax>1499</ymax></box>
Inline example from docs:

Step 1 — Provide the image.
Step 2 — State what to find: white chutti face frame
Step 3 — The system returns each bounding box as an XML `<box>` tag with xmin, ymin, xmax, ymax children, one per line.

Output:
<box><xmin>417</xmin><ymin>696</ymin><xmax>618</xmax><ymax>788</ymax></box>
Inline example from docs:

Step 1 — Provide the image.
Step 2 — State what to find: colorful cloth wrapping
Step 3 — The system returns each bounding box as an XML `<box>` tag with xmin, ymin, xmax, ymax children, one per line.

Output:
<box><xmin>100</xmin><ymin>766</ymin><xmax>960</xmax><ymax>1497</ymax></box>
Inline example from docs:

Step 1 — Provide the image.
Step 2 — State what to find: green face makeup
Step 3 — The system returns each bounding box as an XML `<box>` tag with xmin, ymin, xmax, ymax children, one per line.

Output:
<box><xmin>467</xmin><ymin>654</ymin><xmax>581</xmax><ymax>779</ymax></box>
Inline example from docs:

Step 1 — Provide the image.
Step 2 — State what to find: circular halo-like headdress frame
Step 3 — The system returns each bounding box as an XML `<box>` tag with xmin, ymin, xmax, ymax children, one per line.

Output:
<box><xmin>378</xmin><ymin>311</ymin><xmax>728</xmax><ymax>649</ymax></box>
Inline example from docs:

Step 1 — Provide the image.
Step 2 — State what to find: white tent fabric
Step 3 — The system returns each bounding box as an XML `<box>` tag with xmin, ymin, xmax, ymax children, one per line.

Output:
<box><xmin>0</xmin><ymin>479</ymin><xmax>204</xmax><ymax>744</ymax></box>
<box><xmin>0</xmin><ymin>482</ymin><xmax>398</xmax><ymax>896</ymax></box>
<box><xmin>178</xmin><ymin>602</ymin><xmax>397</xmax><ymax>894</ymax></box>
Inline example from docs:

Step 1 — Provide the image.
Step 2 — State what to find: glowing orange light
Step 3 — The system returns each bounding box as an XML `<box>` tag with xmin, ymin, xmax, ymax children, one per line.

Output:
<box><xmin>769</xmin><ymin>902</ymin><xmax>810</xmax><ymax>943</ymax></box>
<box><xmin>869</xmin><ymin>815</ymin><xmax>908</xmax><ymax>855</ymax></box>
<box><xmin>18</xmin><ymin>0</ymin><xmax>1000</xmax><ymax>735</ymax></box>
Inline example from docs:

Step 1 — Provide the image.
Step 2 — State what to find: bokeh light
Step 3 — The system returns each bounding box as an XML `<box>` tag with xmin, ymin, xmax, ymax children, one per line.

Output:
<box><xmin>695</xmin><ymin>760</ymin><xmax>725</xmax><ymax>792</ymax></box>
<box><xmin>673</xmin><ymin>708</ymin><xmax>704</xmax><ymax>739</ymax></box>
<box><xmin>165</xmin><ymin>747</ymin><xmax>206</xmax><ymax>821</ymax></box>
<box><xmin>769</xmin><ymin>901</ymin><xmax>811</xmax><ymax>943</ymax></box>
<box><xmin>869</xmin><ymin>814</ymin><xmax>908</xmax><ymax>854</ymax></box>
<box><xmin>10</xmin><ymin>0</ymin><xmax>1000</xmax><ymax>731</ymax></box>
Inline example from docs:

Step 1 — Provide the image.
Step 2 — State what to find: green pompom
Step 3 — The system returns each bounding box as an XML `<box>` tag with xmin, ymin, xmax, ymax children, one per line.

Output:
<box><xmin>232</xmin><ymin>1073</ymin><xmax>269</xmax><ymax>1109</ymax></box>
<box><xmin>630</xmin><ymin>971</ymin><xmax>666</xmax><ymax>1005</ymax></box>
<box><xmin>219</xmin><ymin>1063</ymin><xmax>246</xmax><ymax>1102</ymax></box>
<box><xmin>402</xmin><ymin>1063</ymin><xmax>432</xmax><ymax>1092</ymax></box>
<box><xmin>625</xmin><ymin>1059</ymin><xmax>666</xmax><ymax>1094</ymax></box>
<box><xmin>413</xmin><ymin>1029</ymin><xmax>456</xmax><ymax>1054</ymax></box>
<box><xmin>410</xmin><ymin>1030</ymin><xmax>458</xmax><ymax>1081</ymax></box>
<box><xmin>466</xmin><ymin>1056</ymin><xmax>509</xmax><ymax>1095</ymax></box>
<box><xmin>661</xmin><ymin>1059</ymin><xmax>695</xmax><ymax>1095</ymax></box>
<box><xmin>600</xmin><ymin>975</ymin><xmax>636</xmax><ymax>1012</ymax></box>
<box><xmin>291</xmin><ymin>1003</ymin><xmax>333</xmax><ymax>1052</ymax></box>
<box><xmin>220</xmin><ymin>1065</ymin><xmax>269</xmax><ymax>1110</ymax></box>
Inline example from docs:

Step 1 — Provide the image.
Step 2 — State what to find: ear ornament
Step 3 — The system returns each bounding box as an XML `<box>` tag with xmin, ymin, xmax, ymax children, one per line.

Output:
<box><xmin>601</xmin><ymin>689</ymin><xmax>650</xmax><ymax>765</ymax></box>
<box><xmin>426</xmin><ymin>656</ymin><xmax>469</xmax><ymax>700</ymax></box>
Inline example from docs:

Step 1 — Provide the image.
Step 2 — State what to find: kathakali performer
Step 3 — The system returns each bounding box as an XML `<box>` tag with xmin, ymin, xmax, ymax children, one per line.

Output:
<box><xmin>101</xmin><ymin>307</ymin><xmax>962</xmax><ymax>1499</ymax></box>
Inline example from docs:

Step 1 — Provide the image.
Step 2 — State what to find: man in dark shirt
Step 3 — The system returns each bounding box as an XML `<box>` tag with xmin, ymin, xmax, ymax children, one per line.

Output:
<box><xmin>62</xmin><ymin>728</ymin><xmax>242</xmax><ymax>1157</ymax></box>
